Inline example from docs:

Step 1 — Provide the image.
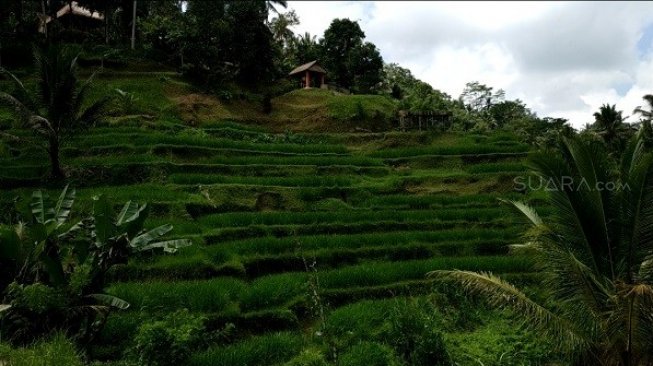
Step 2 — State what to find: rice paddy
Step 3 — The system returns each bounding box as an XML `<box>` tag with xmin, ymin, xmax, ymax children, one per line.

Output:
<box><xmin>0</xmin><ymin>74</ymin><xmax>550</xmax><ymax>365</ymax></box>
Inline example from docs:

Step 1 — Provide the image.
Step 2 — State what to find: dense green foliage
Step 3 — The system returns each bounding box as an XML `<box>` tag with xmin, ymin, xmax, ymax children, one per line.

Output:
<box><xmin>436</xmin><ymin>129</ymin><xmax>653</xmax><ymax>365</ymax></box>
<box><xmin>2</xmin><ymin>1</ymin><xmax>653</xmax><ymax>363</ymax></box>
<box><xmin>0</xmin><ymin>185</ymin><xmax>189</xmax><ymax>345</ymax></box>
<box><xmin>0</xmin><ymin>69</ymin><xmax>555</xmax><ymax>364</ymax></box>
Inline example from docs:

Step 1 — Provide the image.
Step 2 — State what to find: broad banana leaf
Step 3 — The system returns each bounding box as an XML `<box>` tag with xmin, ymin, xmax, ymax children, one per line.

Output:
<box><xmin>130</xmin><ymin>224</ymin><xmax>173</xmax><ymax>249</ymax></box>
<box><xmin>53</xmin><ymin>185</ymin><xmax>75</xmax><ymax>228</ymax></box>
<box><xmin>87</xmin><ymin>294</ymin><xmax>130</xmax><ymax>310</ymax></box>
<box><xmin>31</xmin><ymin>190</ymin><xmax>48</xmax><ymax>224</ymax></box>
<box><xmin>139</xmin><ymin>239</ymin><xmax>192</xmax><ymax>253</ymax></box>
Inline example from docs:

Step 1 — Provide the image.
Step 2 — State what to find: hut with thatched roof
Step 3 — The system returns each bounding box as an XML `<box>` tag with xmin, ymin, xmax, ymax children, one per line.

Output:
<box><xmin>288</xmin><ymin>60</ymin><xmax>327</xmax><ymax>89</ymax></box>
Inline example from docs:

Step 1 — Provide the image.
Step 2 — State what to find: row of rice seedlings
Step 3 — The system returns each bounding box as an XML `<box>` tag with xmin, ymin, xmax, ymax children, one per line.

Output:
<box><xmin>192</xmin><ymin>154</ymin><xmax>385</xmax><ymax>167</ymax></box>
<box><xmin>75</xmin><ymin>183</ymin><xmax>205</xmax><ymax>203</ymax></box>
<box><xmin>316</xmin><ymin>255</ymin><xmax>530</xmax><ymax>289</ymax></box>
<box><xmin>111</xmin><ymin>238</ymin><xmax>514</xmax><ymax>282</ymax></box>
<box><xmin>150</xmin><ymin>144</ymin><xmax>349</xmax><ymax>158</ymax></box>
<box><xmin>383</xmin><ymin>152</ymin><xmax>528</xmax><ymax>170</ymax></box>
<box><xmin>69</xmin><ymin>133</ymin><xmax>348</xmax><ymax>154</ymax></box>
<box><xmin>196</xmin><ymin>207</ymin><xmax>515</xmax><ymax>228</ymax></box>
<box><xmin>188</xmin><ymin>332</ymin><xmax>303</xmax><ymax>366</ymax></box>
<box><xmin>167</xmin><ymin>174</ymin><xmax>362</xmax><ymax>187</ymax></box>
<box><xmin>368</xmin><ymin>143</ymin><xmax>530</xmax><ymax>158</ymax></box>
<box><xmin>465</xmin><ymin>162</ymin><xmax>527</xmax><ymax>174</ymax></box>
<box><xmin>237</xmin><ymin>255</ymin><xmax>532</xmax><ymax>311</ymax></box>
<box><xmin>106</xmin><ymin>278</ymin><xmax>245</xmax><ymax>313</ymax></box>
<box><xmin>107</xmin><ymin>255</ymin><xmax>530</xmax><ymax>313</ymax></box>
<box><xmin>165</xmin><ymin>163</ymin><xmax>389</xmax><ymax>178</ymax></box>
<box><xmin>203</xmin><ymin>220</ymin><xmax>517</xmax><ymax>243</ymax></box>
<box><xmin>356</xmin><ymin>192</ymin><xmax>532</xmax><ymax>208</ymax></box>
<box><xmin>205</xmin><ymin>228</ymin><xmax>521</xmax><ymax>256</ymax></box>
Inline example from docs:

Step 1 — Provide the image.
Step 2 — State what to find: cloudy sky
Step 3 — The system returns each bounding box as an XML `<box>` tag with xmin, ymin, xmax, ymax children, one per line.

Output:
<box><xmin>286</xmin><ymin>1</ymin><xmax>653</xmax><ymax>128</ymax></box>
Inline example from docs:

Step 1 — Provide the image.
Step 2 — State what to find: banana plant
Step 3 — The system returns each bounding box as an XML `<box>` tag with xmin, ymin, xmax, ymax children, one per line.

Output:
<box><xmin>87</xmin><ymin>194</ymin><xmax>191</xmax><ymax>278</ymax></box>
<box><xmin>0</xmin><ymin>186</ymin><xmax>190</xmax><ymax>342</ymax></box>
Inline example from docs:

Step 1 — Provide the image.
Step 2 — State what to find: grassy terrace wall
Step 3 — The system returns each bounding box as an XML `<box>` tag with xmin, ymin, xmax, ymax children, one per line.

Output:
<box><xmin>0</xmin><ymin>74</ymin><xmax>550</xmax><ymax>365</ymax></box>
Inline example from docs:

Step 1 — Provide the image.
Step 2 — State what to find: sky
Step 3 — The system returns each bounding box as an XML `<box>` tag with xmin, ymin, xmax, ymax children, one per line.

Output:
<box><xmin>285</xmin><ymin>1</ymin><xmax>653</xmax><ymax>128</ymax></box>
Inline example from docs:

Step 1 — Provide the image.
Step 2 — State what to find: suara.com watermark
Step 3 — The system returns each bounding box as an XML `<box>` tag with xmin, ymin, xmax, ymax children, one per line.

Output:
<box><xmin>514</xmin><ymin>176</ymin><xmax>631</xmax><ymax>192</ymax></box>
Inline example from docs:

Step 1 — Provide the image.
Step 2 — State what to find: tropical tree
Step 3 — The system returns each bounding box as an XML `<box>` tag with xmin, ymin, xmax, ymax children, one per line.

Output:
<box><xmin>592</xmin><ymin>103</ymin><xmax>632</xmax><ymax>153</ymax></box>
<box><xmin>291</xmin><ymin>32</ymin><xmax>320</xmax><ymax>65</ymax></box>
<box><xmin>265</xmin><ymin>0</ymin><xmax>287</xmax><ymax>15</ymax></box>
<box><xmin>0</xmin><ymin>44</ymin><xmax>109</xmax><ymax>179</ymax></box>
<box><xmin>459</xmin><ymin>81</ymin><xmax>505</xmax><ymax>113</ymax></box>
<box><xmin>633</xmin><ymin>94</ymin><xmax>653</xmax><ymax>122</ymax></box>
<box><xmin>320</xmin><ymin>18</ymin><xmax>365</xmax><ymax>89</ymax></box>
<box><xmin>432</xmin><ymin>130</ymin><xmax>653</xmax><ymax>365</ymax></box>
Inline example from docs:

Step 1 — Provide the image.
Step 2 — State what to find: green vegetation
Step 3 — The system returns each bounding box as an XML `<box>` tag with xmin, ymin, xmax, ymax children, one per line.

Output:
<box><xmin>2</xmin><ymin>9</ymin><xmax>653</xmax><ymax>360</ymax></box>
<box><xmin>436</xmin><ymin>130</ymin><xmax>653</xmax><ymax>365</ymax></box>
<box><xmin>1</xmin><ymin>67</ymin><xmax>550</xmax><ymax>363</ymax></box>
<box><xmin>0</xmin><ymin>333</ymin><xmax>84</xmax><ymax>366</ymax></box>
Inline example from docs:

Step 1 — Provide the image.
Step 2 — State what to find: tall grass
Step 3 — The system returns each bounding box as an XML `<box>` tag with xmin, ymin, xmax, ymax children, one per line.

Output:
<box><xmin>197</xmin><ymin>207</ymin><xmax>514</xmax><ymax>228</ymax></box>
<box><xmin>106</xmin><ymin>278</ymin><xmax>245</xmax><ymax>312</ymax></box>
<box><xmin>205</xmin><ymin>228</ymin><xmax>520</xmax><ymax>256</ymax></box>
<box><xmin>189</xmin><ymin>332</ymin><xmax>303</xmax><ymax>366</ymax></box>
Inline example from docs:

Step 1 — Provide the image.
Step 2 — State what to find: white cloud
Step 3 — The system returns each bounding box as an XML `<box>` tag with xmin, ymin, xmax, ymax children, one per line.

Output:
<box><xmin>286</xmin><ymin>1</ymin><xmax>653</xmax><ymax>128</ymax></box>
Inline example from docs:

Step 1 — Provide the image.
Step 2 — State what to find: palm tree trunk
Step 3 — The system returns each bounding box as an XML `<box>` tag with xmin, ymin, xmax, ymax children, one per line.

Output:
<box><xmin>104</xmin><ymin>2</ymin><xmax>109</xmax><ymax>44</ymax></box>
<box><xmin>48</xmin><ymin>136</ymin><xmax>64</xmax><ymax>179</ymax></box>
<box><xmin>130</xmin><ymin>0</ymin><xmax>137</xmax><ymax>50</ymax></box>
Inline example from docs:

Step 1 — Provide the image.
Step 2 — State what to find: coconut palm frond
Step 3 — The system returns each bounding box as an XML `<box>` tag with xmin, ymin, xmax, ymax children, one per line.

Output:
<box><xmin>620</xmin><ymin>139</ymin><xmax>653</xmax><ymax>276</ymax></box>
<box><xmin>502</xmin><ymin>199</ymin><xmax>542</xmax><ymax>225</ymax></box>
<box><xmin>0</xmin><ymin>91</ymin><xmax>35</xmax><ymax>124</ymax></box>
<box><xmin>430</xmin><ymin>270</ymin><xmax>591</xmax><ymax>351</ymax></box>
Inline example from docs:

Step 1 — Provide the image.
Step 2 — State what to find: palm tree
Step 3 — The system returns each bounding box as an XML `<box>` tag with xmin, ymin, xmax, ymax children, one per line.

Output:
<box><xmin>432</xmin><ymin>130</ymin><xmax>653</xmax><ymax>365</ymax></box>
<box><xmin>0</xmin><ymin>44</ymin><xmax>109</xmax><ymax>179</ymax></box>
<box><xmin>633</xmin><ymin>94</ymin><xmax>653</xmax><ymax>122</ymax></box>
<box><xmin>266</xmin><ymin>0</ymin><xmax>287</xmax><ymax>15</ymax></box>
<box><xmin>592</xmin><ymin>103</ymin><xmax>626</xmax><ymax>146</ymax></box>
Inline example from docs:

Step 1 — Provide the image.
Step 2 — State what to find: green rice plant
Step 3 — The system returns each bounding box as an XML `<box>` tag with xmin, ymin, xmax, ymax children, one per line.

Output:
<box><xmin>0</xmin><ymin>333</ymin><xmax>83</xmax><ymax>366</ymax></box>
<box><xmin>466</xmin><ymin>162</ymin><xmax>527</xmax><ymax>174</ymax></box>
<box><xmin>194</xmin><ymin>154</ymin><xmax>384</xmax><ymax>167</ymax></box>
<box><xmin>316</xmin><ymin>256</ymin><xmax>530</xmax><ymax>289</ymax></box>
<box><xmin>197</xmin><ymin>207</ymin><xmax>514</xmax><ymax>228</ymax></box>
<box><xmin>368</xmin><ymin>143</ymin><xmax>529</xmax><ymax>158</ymax></box>
<box><xmin>106</xmin><ymin>278</ymin><xmax>245</xmax><ymax>313</ymax></box>
<box><xmin>204</xmin><ymin>220</ymin><xmax>515</xmax><ymax>244</ymax></box>
<box><xmin>339</xmin><ymin>342</ymin><xmax>401</xmax><ymax>366</ymax></box>
<box><xmin>70</xmin><ymin>132</ymin><xmax>348</xmax><ymax>154</ymax></box>
<box><xmin>205</xmin><ymin>229</ymin><xmax>520</xmax><ymax>257</ymax></box>
<box><xmin>168</xmin><ymin>174</ymin><xmax>359</xmax><ymax>187</ymax></box>
<box><xmin>189</xmin><ymin>332</ymin><xmax>303</xmax><ymax>366</ymax></box>
<box><xmin>240</xmin><ymin>273</ymin><xmax>309</xmax><ymax>311</ymax></box>
<box><xmin>323</xmin><ymin>299</ymin><xmax>398</xmax><ymax>340</ymax></box>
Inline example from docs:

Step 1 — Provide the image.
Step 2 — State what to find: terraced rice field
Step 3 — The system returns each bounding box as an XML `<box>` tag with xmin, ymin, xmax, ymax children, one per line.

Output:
<box><xmin>0</xmin><ymin>119</ymin><xmax>551</xmax><ymax>364</ymax></box>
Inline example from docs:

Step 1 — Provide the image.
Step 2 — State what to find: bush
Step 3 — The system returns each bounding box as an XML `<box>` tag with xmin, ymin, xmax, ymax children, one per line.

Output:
<box><xmin>0</xmin><ymin>333</ymin><xmax>84</xmax><ymax>366</ymax></box>
<box><xmin>129</xmin><ymin>309</ymin><xmax>207</xmax><ymax>366</ymax></box>
<box><xmin>283</xmin><ymin>349</ymin><xmax>329</xmax><ymax>366</ymax></box>
<box><xmin>339</xmin><ymin>342</ymin><xmax>400</xmax><ymax>366</ymax></box>
<box><xmin>381</xmin><ymin>298</ymin><xmax>451</xmax><ymax>366</ymax></box>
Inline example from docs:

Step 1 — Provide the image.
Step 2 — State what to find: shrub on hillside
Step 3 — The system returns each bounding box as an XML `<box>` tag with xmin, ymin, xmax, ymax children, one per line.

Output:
<box><xmin>129</xmin><ymin>309</ymin><xmax>208</xmax><ymax>366</ymax></box>
<box><xmin>339</xmin><ymin>342</ymin><xmax>401</xmax><ymax>366</ymax></box>
<box><xmin>380</xmin><ymin>298</ymin><xmax>451</xmax><ymax>366</ymax></box>
<box><xmin>0</xmin><ymin>333</ymin><xmax>83</xmax><ymax>366</ymax></box>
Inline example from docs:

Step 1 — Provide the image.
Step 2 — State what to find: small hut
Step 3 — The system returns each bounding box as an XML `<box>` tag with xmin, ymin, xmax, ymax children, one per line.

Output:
<box><xmin>39</xmin><ymin>1</ymin><xmax>104</xmax><ymax>34</ymax></box>
<box><xmin>288</xmin><ymin>60</ymin><xmax>327</xmax><ymax>89</ymax></box>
